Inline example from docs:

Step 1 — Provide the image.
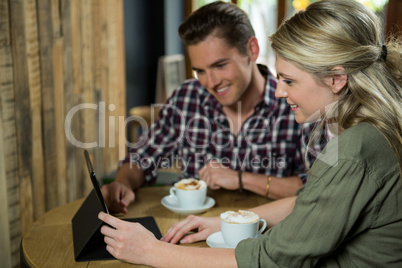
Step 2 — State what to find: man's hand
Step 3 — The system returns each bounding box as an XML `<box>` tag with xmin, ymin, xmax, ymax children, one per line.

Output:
<box><xmin>101</xmin><ymin>181</ymin><xmax>135</xmax><ymax>214</ymax></box>
<box><xmin>161</xmin><ymin>215</ymin><xmax>220</xmax><ymax>244</ymax></box>
<box><xmin>198</xmin><ymin>160</ymin><xmax>238</xmax><ymax>190</ymax></box>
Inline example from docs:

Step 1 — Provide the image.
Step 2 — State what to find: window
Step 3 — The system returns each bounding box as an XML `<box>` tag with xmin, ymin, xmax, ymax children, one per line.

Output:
<box><xmin>192</xmin><ymin>0</ymin><xmax>390</xmax><ymax>74</ymax></box>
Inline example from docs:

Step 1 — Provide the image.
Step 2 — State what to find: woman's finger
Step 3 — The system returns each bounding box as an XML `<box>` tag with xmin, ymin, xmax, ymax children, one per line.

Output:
<box><xmin>179</xmin><ymin>229</ymin><xmax>210</xmax><ymax>244</ymax></box>
<box><xmin>104</xmin><ymin>235</ymin><xmax>116</xmax><ymax>246</ymax></box>
<box><xmin>100</xmin><ymin>224</ymin><xmax>116</xmax><ymax>237</ymax></box>
<box><xmin>98</xmin><ymin>212</ymin><xmax>124</xmax><ymax>229</ymax></box>
<box><xmin>162</xmin><ymin>215</ymin><xmax>200</xmax><ymax>244</ymax></box>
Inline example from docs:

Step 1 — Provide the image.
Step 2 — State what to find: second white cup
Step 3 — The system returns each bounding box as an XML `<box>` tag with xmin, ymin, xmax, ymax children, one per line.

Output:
<box><xmin>220</xmin><ymin>210</ymin><xmax>267</xmax><ymax>248</ymax></box>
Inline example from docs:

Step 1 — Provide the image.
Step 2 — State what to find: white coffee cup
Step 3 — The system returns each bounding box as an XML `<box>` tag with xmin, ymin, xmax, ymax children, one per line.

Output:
<box><xmin>220</xmin><ymin>210</ymin><xmax>267</xmax><ymax>248</ymax></box>
<box><xmin>169</xmin><ymin>179</ymin><xmax>207</xmax><ymax>209</ymax></box>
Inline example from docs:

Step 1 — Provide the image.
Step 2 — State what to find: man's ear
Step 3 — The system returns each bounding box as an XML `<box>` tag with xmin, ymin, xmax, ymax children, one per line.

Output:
<box><xmin>248</xmin><ymin>36</ymin><xmax>259</xmax><ymax>62</ymax></box>
<box><xmin>329</xmin><ymin>66</ymin><xmax>347</xmax><ymax>94</ymax></box>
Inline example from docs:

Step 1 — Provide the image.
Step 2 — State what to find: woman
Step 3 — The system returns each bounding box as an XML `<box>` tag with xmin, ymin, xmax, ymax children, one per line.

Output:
<box><xmin>98</xmin><ymin>0</ymin><xmax>402</xmax><ymax>266</ymax></box>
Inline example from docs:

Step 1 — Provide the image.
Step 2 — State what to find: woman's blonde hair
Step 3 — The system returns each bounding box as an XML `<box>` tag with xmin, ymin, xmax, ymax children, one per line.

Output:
<box><xmin>270</xmin><ymin>0</ymin><xmax>402</xmax><ymax>174</ymax></box>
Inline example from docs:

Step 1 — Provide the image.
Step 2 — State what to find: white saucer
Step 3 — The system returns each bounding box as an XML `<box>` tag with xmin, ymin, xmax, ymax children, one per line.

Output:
<box><xmin>161</xmin><ymin>195</ymin><xmax>215</xmax><ymax>215</ymax></box>
<box><xmin>206</xmin><ymin>231</ymin><xmax>234</xmax><ymax>248</ymax></box>
<box><xmin>206</xmin><ymin>231</ymin><xmax>263</xmax><ymax>249</ymax></box>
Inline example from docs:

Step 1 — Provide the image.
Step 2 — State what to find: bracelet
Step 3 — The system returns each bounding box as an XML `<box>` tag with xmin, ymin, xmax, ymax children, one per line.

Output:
<box><xmin>264</xmin><ymin>175</ymin><xmax>272</xmax><ymax>198</ymax></box>
<box><xmin>238</xmin><ymin>170</ymin><xmax>243</xmax><ymax>192</ymax></box>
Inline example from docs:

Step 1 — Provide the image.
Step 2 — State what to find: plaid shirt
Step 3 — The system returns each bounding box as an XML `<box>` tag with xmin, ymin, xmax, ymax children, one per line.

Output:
<box><xmin>124</xmin><ymin>65</ymin><xmax>322</xmax><ymax>185</ymax></box>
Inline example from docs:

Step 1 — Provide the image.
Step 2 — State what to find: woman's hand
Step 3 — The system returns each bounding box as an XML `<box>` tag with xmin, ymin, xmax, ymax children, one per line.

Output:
<box><xmin>98</xmin><ymin>212</ymin><xmax>157</xmax><ymax>264</ymax></box>
<box><xmin>161</xmin><ymin>215</ymin><xmax>220</xmax><ymax>244</ymax></box>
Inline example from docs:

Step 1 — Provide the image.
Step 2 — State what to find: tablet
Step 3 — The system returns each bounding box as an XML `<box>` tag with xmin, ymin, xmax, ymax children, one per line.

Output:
<box><xmin>72</xmin><ymin>150</ymin><xmax>162</xmax><ymax>262</ymax></box>
<box><xmin>84</xmin><ymin>150</ymin><xmax>109</xmax><ymax>214</ymax></box>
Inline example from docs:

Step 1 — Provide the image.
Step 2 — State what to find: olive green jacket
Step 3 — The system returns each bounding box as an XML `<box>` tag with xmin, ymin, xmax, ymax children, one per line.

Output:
<box><xmin>235</xmin><ymin>123</ymin><xmax>402</xmax><ymax>267</ymax></box>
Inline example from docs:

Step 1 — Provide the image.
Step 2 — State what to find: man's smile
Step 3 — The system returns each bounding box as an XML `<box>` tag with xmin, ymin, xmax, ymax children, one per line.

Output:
<box><xmin>216</xmin><ymin>86</ymin><xmax>230</xmax><ymax>96</ymax></box>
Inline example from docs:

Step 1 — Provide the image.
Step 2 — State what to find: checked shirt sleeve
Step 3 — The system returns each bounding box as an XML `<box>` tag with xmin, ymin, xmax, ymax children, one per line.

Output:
<box><xmin>121</xmin><ymin>92</ymin><xmax>185</xmax><ymax>185</ymax></box>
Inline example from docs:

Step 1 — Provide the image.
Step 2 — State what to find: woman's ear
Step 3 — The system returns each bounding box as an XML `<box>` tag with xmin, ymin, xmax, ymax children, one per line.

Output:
<box><xmin>247</xmin><ymin>36</ymin><xmax>260</xmax><ymax>62</ymax></box>
<box><xmin>329</xmin><ymin>66</ymin><xmax>347</xmax><ymax>94</ymax></box>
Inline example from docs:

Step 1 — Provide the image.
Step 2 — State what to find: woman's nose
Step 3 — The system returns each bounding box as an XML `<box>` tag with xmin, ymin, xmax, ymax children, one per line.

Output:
<box><xmin>275</xmin><ymin>83</ymin><xmax>288</xmax><ymax>99</ymax></box>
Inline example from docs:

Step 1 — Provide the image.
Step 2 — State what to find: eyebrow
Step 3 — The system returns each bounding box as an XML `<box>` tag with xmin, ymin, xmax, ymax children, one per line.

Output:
<box><xmin>277</xmin><ymin>72</ymin><xmax>295</xmax><ymax>79</ymax></box>
<box><xmin>192</xmin><ymin>58</ymin><xmax>230</xmax><ymax>72</ymax></box>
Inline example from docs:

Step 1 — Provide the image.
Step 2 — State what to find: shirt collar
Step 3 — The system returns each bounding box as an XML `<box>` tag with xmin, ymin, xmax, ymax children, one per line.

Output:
<box><xmin>254</xmin><ymin>64</ymin><xmax>278</xmax><ymax>112</ymax></box>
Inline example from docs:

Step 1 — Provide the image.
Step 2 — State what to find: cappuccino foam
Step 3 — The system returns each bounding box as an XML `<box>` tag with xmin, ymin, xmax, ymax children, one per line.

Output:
<box><xmin>220</xmin><ymin>210</ymin><xmax>259</xmax><ymax>224</ymax></box>
<box><xmin>175</xmin><ymin>179</ymin><xmax>206</xmax><ymax>190</ymax></box>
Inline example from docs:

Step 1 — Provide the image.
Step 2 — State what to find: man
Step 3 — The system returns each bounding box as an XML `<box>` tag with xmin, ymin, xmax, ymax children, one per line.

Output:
<box><xmin>102</xmin><ymin>1</ymin><xmax>323</xmax><ymax>214</ymax></box>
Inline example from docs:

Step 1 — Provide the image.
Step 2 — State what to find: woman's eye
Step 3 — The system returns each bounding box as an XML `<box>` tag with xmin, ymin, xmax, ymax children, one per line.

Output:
<box><xmin>283</xmin><ymin>79</ymin><xmax>293</xmax><ymax>85</ymax></box>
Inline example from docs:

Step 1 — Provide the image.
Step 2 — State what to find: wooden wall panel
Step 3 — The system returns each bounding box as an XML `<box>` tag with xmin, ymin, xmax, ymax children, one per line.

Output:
<box><xmin>107</xmin><ymin>0</ymin><xmax>127</xmax><ymax>162</ymax></box>
<box><xmin>62</xmin><ymin>0</ymin><xmax>79</xmax><ymax>203</ymax></box>
<box><xmin>53</xmin><ymin>38</ymin><xmax>68</xmax><ymax>206</ymax></box>
<box><xmin>10</xmin><ymin>0</ymin><xmax>35</xmax><ymax>238</ymax></box>
<box><xmin>0</xmin><ymin>48</ymin><xmax>12</xmax><ymax>268</ymax></box>
<box><xmin>1</xmin><ymin>0</ymin><xmax>126</xmax><ymax>266</ymax></box>
<box><xmin>25</xmin><ymin>0</ymin><xmax>47</xmax><ymax>221</ymax></box>
<box><xmin>92</xmin><ymin>0</ymin><xmax>106</xmax><ymax>178</ymax></box>
<box><xmin>0</xmin><ymin>44</ymin><xmax>20</xmax><ymax>268</ymax></box>
<box><xmin>0</xmin><ymin>0</ymin><xmax>10</xmax><ymax>45</ymax></box>
<box><xmin>79</xmin><ymin>0</ymin><xmax>96</xmax><ymax>196</ymax></box>
<box><xmin>38</xmin><ymin>0</ymin><xmax>63</xmax><ymax>211</ymax></box>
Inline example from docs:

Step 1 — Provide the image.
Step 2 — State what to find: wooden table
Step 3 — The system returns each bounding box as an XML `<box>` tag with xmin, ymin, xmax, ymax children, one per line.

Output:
<box><xmin>22</xmin><ymin>186</ymin><xmax>269</xmax><ymax>267</ymax></box>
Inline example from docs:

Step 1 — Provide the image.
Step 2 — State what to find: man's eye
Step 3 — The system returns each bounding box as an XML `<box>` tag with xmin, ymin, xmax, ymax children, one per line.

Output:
<box><xmin>216</xmin><ymin>64</ymin><xmax>226</xmax><ymax>69</ymax></box>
